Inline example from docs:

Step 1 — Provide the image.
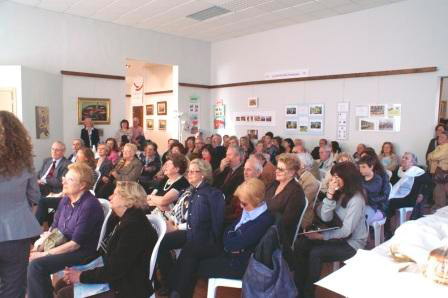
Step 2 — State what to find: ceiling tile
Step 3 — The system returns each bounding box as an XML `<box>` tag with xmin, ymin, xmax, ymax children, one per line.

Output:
<box><xmin>38</xmin><ymin>0</ymin><xmax>82</xmax><ymax>12</ymax></box>
<box><xmin>293</xmin><ymin>0</ymin><xmax>327</xmax><ymax>13</ymax></box>
<box><xmin>9</xmin><ymin>0</ymin><xmax>41</xmax><ymax>5</ymax></box>
<box><xmin>66</xmin><ymin>0</ymin><xmax>115</xmax><ymax>17</ymax></box>
<box><xmin>315</xmin><ymin>0</ymin><xmax>353</xmax><ymax>8</ymax></box>
<box><xmin>93</xmin><ymin>0</ymin><xmax>154</xmax><ymax>22</ymax></box>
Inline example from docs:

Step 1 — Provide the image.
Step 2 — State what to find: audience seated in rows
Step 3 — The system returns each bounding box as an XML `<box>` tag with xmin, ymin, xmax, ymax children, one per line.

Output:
<box><xmin>138</xmin><ymin>142</ymin><xmax>162</xmax><ymax>191</ymax></box>
<box><xmin>105</xmin><ymin>138</ymin><xmax>120</xmax><ymax>165</ymax></box>
<box><xmin>378</xmin><ymin>141</ymin><xmax>400</xmax><ymax>173</ymax></box>
<box><xmin>311</xmin><ymin>138</ymin><xmax>327</xmax><ymax>160</ymax></box>
<box><xmin>251</xmin><ymin>152</ymin><xmax>276</xmax><ymax>187</ymax></box>
<box><xmin>296</xmin><ymin>152</ymin><xmax>320</xmax><ymax>229</ymax></box>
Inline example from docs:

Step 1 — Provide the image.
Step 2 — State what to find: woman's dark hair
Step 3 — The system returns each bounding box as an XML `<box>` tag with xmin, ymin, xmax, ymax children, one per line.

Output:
<box><xmin>105</xmin><ymin>138</ymin><xmax>119</xmax><ymax>152</ymax></box>
<box><xmin>358</xmin><ymin>154</ymin><xmax>376</xmax><ymax>168</ymax></box>
<box><xmin>120</xmin><ymin>135</ymin><xmax>130</xmax><ymax>146</ymax></box>
<box><xmin>167</xmin><ymin>153</ymin><xmax>189</xmax><ymax>175</ymax></box>
<box><xmin>380</xmin><ymin>142</ymin><xmax>395</xmax><ymax>155</ymax></box>
<box><xmin>170</xmin><ymin>142</ymin><xmax>186</xmax><ymax>155</ymax></box>
<box><xmin>0</xmin><ymin>111</ymin><xmax>34</xmax><ymax>177</ymax></box>
<box><xmin>265</xmin><ymin>131</ymin><xmax>274</xmax><ymax>138</ymax></box>
<box><xmin>361</xmin><ymin>147</ymin><xmax>386</xmax><ymax>177</ymax></box>
<box><xmin>331</xmin><ymin>141</ymin><xmax>342</xmax><ymax>154</ymax></box>
<box><xmin>330</xmin><ymin>162</ymin><xmax>367</xmax><ymax>207</ymax></box>
<box><xmin>201</xmin><ymin>144</ymin><xmax>213</xmax><ymax>155</ymax></box>
<box><xmin>120</xmin><ymin>119</ymin><xmax>129</xmax><ymax>129</ymax></box>
<box><xmin>435</xmin><ymin>123</ymin><xmax>446</xmax><ymax>132</ymax></box>
<box><xmin>184</xmin><ymin>136</ymin><xmax>195</xmax><ymax>152</ymax></box>
<box><xmin>145</xmin><ymin>142</ymin><xmax>158</xmax><ymax>153</ymax></box>
<box><xmin>283</xmin><ymin>138</ymin><xmax>294</xmax><ymax>153</ymax></box>
<box><xmin>78</xmin><ymin>147</ymin><xmax>96</xmax><ymax>170</ymax></box>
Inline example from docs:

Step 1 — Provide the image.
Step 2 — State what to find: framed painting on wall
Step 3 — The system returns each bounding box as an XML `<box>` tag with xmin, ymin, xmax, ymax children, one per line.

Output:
<box><xmin>35</xmin><ymin>106</ymin><xmax>49</xmax><ymax>139</ymax></box>
<box><xmin>146</xmin><ymin>119</ymin><xmax>154</xmax><ymax>130</ymax></box>
<box><xmin>159</xmin><ymin>119</ymin><xmax>167</xmax><ymax>130</ymax></box>
<box><xmin>78</xmin><ymin>98</ymin><xmax>110</xmax><ymax>124</ymax></box>
<box><xmin>146</xmin><ymin>104</ymin><xmax>154</xmax><ymax>115</ymax></box>
<box><xmin>157</xmin><ymin>101</ymin><xmax>167</xmax><ymax>115</ymax></box>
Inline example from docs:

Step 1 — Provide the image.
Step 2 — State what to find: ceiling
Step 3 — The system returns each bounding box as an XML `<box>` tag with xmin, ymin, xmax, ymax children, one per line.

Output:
<box><xmin>9</xmin><ymin>0</ymin><xmax>406</xmax><ymax>42</ymax></box>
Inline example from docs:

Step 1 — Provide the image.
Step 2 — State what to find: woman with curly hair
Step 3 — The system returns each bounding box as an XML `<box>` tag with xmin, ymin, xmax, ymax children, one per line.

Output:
<box><xmin>0</xmin><ymin>111</ymin><xmax>42</xmax><ymax>298</ymax></box>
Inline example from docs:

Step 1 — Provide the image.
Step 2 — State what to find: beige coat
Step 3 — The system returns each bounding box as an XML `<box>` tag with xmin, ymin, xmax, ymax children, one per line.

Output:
<box><xmin>297</xmin><ymin>170</ymin><xmax>320</xmax><ymax>228</ymax></box>
<box><xmin>427</xmin><ymin>143</ymin><xmax>448</xmax><ymax>174</ymax></box>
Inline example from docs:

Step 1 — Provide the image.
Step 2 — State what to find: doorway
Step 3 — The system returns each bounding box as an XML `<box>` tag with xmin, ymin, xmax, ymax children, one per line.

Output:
<box><xmin>0</xmin><ymin>88</ymin><xmax>17</xmax><ymax>114</ymax></box>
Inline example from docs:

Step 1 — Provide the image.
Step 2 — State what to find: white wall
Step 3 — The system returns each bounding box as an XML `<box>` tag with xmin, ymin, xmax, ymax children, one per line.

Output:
<box><xmin>21</xmin><ymin>67</ymin><xmax>63</xmax><ymax>168</ymax></box>
<box><xmin>62</xmin><ymin>75</ymin><xmax>126</xmax><ymax>153</ymax></box>
<box><xmin>210</xmin><ymin>0</ymin><xmax>448</xmax><ymax>161</ymax></box>
<box><xmin>0</xmin><ymin>65</ymin><xmax>22</xmax><ymax>118</ymax></box>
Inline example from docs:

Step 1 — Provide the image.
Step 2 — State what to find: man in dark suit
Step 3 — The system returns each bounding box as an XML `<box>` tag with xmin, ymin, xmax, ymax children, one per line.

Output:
<box><xmin>67</xmin><ymin>138</ymin><xmax>83</xmax><ymax>163</ymax></box>
<box><xmin>213</xmin><ymin>144</ymin><xmax>245</xmax><ymax>204</ymax></box>
<box><xmin>211</xmin><ymin>134</ymin><xmax>226</xmax><ymax>165</ymax></box>
<box><xmin>35</xmin><ymin>141</ymin><xmax>71</xmax><ymax>225</ymax></box>
<box><xmin>80</xmin><ymin>117</ymin><xmax>100</xmax><ymax>149</ymax></box>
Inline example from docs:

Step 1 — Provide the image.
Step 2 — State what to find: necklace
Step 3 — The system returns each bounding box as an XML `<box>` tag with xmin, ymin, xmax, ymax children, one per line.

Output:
<box><xmin>163</xmin><ymin>175</ymin><xmax>182</xmax><ymax>192</ymax></box>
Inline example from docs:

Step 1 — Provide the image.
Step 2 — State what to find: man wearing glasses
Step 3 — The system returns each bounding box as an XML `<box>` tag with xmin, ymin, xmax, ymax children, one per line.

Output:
<box><xmin>35</xmin><ymin>141</ymin><xmax>71</xmax><ymax>225</ymax></box>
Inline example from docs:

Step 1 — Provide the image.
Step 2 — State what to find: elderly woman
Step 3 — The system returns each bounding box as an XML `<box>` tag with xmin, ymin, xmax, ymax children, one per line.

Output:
<box><xmin>294</xmin><ymin>162</ymin><xmax>369</xmax><ymax>298</ymax></box>
<box><xmin>379</xmin><ymin>142</ymin><xmax>400</xmax><ymax>173</ymax></box>
<box><xmin>265</xmin><ymin>153</ymin><xmax>306</xmax><ymax>256</ymax></box>
<box><xmin>109</xmin><ymin>143</ymin><xmax>143</xmax><ymax>182</ymax></box>
<box><xmin>157</xmin><ymin>159</ymin><xmax>225</xmax><ymax>296</ymax></box>
<box><xmin>0</xmin><ymin>112</ymin><xmax>41</xmax><ymax>298</ymax></box>
<box><xmin>427</xmin><ymin>131</ymin><xmax>448</xmax><ymax>210</ymax></box>
<box><xmin>147</xmin><ymin>153</ymin><xmax>189</xmax><ymax>211</ymax></box>
<box><xmin>138</xmin><ymin>142</ymin><xmax>161</xmax><ymax>191</ymax></box>
<box><xmin>297</xmin><ymin>152</ymin><xmax>321</xmax><ymax>229</ymax></box>
<box><xmin>27</xmin><ymin>163</ymin><xmax>104</xmax><ymax>298</ymax></box>
<box><xmin>55</xmin><ymin>181</ymin><xmax>158</xmax><ymax>298</ymax></box>
<box><xmin>195</xmin><ymin>179</ymin><xmax>274</xmax><ymax>286</ymax></box>
<box><xmin>94</xmin><ymin>143</ymin><xmax>114</xmax><ymax>198</ymax></box>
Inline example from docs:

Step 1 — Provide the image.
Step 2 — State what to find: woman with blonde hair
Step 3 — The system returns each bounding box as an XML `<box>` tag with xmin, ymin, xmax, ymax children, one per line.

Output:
<box><xmin>156</xmin><ymin>158</ymin><xmax>225</xmax><ymax>296</ymax></box>
<box><xmin>109</xmin><ymin>143</ymin><xmax>143</xmax><ymax>182</ymax></box>
<box><xmin>28</xmin><ymin>162</ymin><xmax>104</xmax><ymax>297</ymax></box>
<box><xmin>0</xmin><ymin>111</ymin><xmax>41</xmax><ymax>298</ymax></box>
<box><xmin>56</xmin><ymin>181</ymin><xmax>158</xmax><ymax>298</ymax></box>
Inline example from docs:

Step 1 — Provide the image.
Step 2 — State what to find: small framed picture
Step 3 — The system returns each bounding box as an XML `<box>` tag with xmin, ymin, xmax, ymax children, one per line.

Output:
<box><xmin>146</xmin><ymin>104</ymin><xmax>154</xmax><ymax>116</ymax></box>
<box><xmin>159</xmin><ymin>119</ymin><xmax>167</xmax><ymax>130</ymax></box>
<box><xmin>146</xmin><ymin>119</ymin><xmax>154</xmax><ymax>130</ymax></box>
<box><xmin>157</xmin><ymin>101</ymin><xmax>167</xmax><ymax>115</ymax></box>
<box><xmin>285</xmin><ymin>105</ymin><xmax>298</xmax><ymax>116</ymax></box>
<box><xmin>248</xmin><ymin>97</ymin><xmax>258</xmax><ymax>108</ymax></box>
<box><xmin>309</xmin><ymin>104</ymin><xmax>324</xmax><ymax>116</ymax></box>
<box><xmin>247</xmin><ymin>129</ymin><xmax>258</xmax><ymax>139</ymax></box>
<box><xmin>286</xmin><ymin>120</ymin><xmax>298</xmax><ymax>130</ymax></box>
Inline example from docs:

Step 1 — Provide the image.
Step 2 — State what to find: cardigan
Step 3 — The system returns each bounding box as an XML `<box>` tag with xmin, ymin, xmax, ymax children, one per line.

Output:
<box><xmin>80</xmin><ymin>208</ymin><xmax>158</xmax><ymax>298</ymax></box>
<box><xmin>265</xmin><ymin>179</ymin><xmax>306</xmax><ymax>248</ymax></box>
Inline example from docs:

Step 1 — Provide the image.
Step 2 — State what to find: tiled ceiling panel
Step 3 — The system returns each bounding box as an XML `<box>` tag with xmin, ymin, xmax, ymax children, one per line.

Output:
<box><xmin>8</xmin><ymin>0</ymin><xmax>407</xmax><ymax>42</ymax></box>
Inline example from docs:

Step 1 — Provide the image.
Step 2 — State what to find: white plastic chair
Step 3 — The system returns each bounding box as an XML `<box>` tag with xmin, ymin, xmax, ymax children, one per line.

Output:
<box><xmin>370</xmin><ymin>217</ymin><xmax>387</xmax><ymax>247</ymax></box>
<box><xmin>291</xmin><ymin>197</ymin><xmax>309</xmax><ymax>249</ymax></box>
<box><xmin>398</xmin><ymin>207</ymin><xmax>413</xmax><ymax>226</ymax></box>
<box><xmin>146</xmin><ymin>214</ymin><xmax>167</xmax><ymax>298</ymax></box>
<box><xmin>312</xmin><ymin>182</ymin><xmax>322</xmax><ymax>209</ymax></box>
<box><xmin>207</xmin><ymin>278</ymin><xmax>242</xmax><ymax>298</ymax></box>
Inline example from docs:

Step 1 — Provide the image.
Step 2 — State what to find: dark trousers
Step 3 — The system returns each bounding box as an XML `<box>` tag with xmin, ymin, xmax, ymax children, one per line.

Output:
<box><xmin>170</xmin><ymin>241</ymin><xmax>221</xmax><ymax>298</ymax></box>
<box><xmin>27</xmin><ymin>250</ymin><xmax>94</xmax><ymax>298</ymax></box>
<box><xmin>0</xmin><ymin>238</ymin><xmax>31</xmax><ymax>298</ymax></box>
<box><xmin>157</xmin><ymin>230</ymin><xmax>187</xmax><ymax>286</ymax></box>
<box><xmin>197</xmin><ymin>253</ymin><xmax>248</xmax><ymax>280</ymax></box>
<box><xmin>54</xmin><ymin>280</ymin><xmax>116</xmax><ymax>298</ymax></box>
<box><xmin>294</xmin><ymin>237</ymin><xmax>355</xmax><ymax>298</ymax></box>
<box><xmin>35</xmin><ymin>197</ymin><xmax>62</xmax><ymax>225</ymax></box>
<box><xmin>384</xmin><ymin>196</ymin><xmax>415</xmax><ymax>236</ymax></box>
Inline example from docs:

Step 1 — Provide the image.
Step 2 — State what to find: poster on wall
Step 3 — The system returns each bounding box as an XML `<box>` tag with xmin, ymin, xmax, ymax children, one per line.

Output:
<box><xmin>233</xmin><ymin>111</ymin><xmax>275</xmax><ymax>127</ymax></box>
<box><xmin>285</xmin><ymin>105</ymin><xmax>298</xmax><ymax>116</ymax></box>
<box><xmin>336</xmin><ymin>102</ymin><xmax>349</xmax><ymax>140</ymax></box>
<box><xmin>187</xmin><ymin>96</ymin><xmax>201</xmax><ymax>133</ymax></box>
<box><xmin>296</xmin><ymin>104</ymin><xmax>325</xmax><ymax>135</ymax></box>
<box><xmin>35</xmin><ymin>106</ymin><xmax>49</xmax><ymax>139</ymax></box>
<box><xmin>214</xmin><ymin>99</ymin><xmax>225</xmax><ymax>129</ymax></box>
<box><xmin>309</xmin><ymin>118</ymin><xmax>324</xmax><ymax>133</ymax></box>
<box><xmin>131</xmin><ymin>76</ymin><xmax>144</xmax><ymax>105</ymax></box>
<box><xmin>309</xmin><ymin>104</ymin><xmax>324</xmax><ymax>116</ymax></box>
<box><xmin>357</xmin><ymin>104</ymin><xmax>401</xmax><ymax>132</ymax></box>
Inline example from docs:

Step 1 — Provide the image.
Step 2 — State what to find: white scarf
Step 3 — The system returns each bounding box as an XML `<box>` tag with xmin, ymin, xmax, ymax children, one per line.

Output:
<box><xmin>389</xmin><ymin>166</ymin><xmax>425</xmax><ymax>199</ymax></box>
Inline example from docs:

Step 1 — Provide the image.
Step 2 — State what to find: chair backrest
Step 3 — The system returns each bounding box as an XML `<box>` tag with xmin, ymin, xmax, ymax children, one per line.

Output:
<box><xmin>147</xmin><ymin>214</ymin><xmax>167</xmax><ymax>281</ymax></box>
<box><xmin>96</xmin><ymin>204</ymin><xmax>112</xmax><ymax>250</ymax></box>
<box><xmin>97</xmin><ymin>198</ymin><xmax>111</xmax><ymax>217</ymax></box>
<box><xmin>291</xmin><ymin>196</ymin><xmax>309</xmax><ymax>249</ymax></box>
<box><xmin>312</xmin><ymin>182</ymin><xmax>322</xmax><ymax>210</ymax></box>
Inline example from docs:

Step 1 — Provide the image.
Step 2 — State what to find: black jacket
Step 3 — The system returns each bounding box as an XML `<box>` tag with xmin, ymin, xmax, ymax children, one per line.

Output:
<box><xmin>81</xmin><ymin>127</ymin><xmax>100</xmax><ymax>148</ymax></box>
<box><xmin>80</xmin><ymin>208</ymin><xmax>158</xmax><ymax>298</ymax></box>
<box><xmin>213</xmin><ymin>164</ymin><xmax>245</xmax><ymax>204</ymax></box>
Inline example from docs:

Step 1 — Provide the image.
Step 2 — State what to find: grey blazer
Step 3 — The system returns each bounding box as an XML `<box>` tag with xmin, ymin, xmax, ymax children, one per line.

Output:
<box><xmin>37</xmin><ymin>157</ymin><xmax>71</xmax><ymax>193</ymax></box>
<box><xmin>0</xmin><ymin>171</ymin><xmax>42</xmax><ymax>242</ymax></box>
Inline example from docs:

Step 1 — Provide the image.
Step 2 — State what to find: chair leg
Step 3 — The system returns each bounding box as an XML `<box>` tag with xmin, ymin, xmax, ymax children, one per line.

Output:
<box><xmin>207</xmin><ymin>279</ymin><xmax>217</xmax><ymax>298</ymax></box>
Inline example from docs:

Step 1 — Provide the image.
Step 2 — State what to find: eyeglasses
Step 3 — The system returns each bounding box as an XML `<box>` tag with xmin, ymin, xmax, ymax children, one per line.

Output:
<box><xmin>276</xmin><ymin>167</ymin><xmax>288</xmax><ymax>172</ymax></box>
<box><xmin>187</xmin><ymin>170</ymin><xmax>201</xmax><ymax>175</ymax></box>
<box><xmin>62</xmin><ymin>176</ymin><xmax>79</xmax><ymax>184</ymax></box>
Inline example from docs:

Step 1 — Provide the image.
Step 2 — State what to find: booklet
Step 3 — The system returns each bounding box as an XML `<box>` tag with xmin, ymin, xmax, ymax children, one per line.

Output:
<box><xmin>298</xmin><ymin>226</ymin><xmax>340</xmax><ymax>235</ymax></box>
